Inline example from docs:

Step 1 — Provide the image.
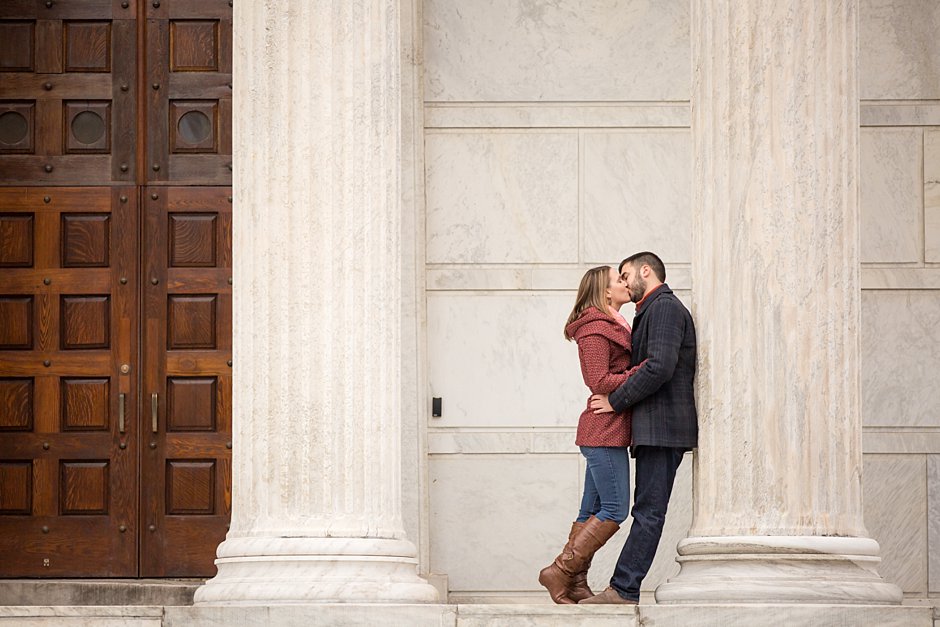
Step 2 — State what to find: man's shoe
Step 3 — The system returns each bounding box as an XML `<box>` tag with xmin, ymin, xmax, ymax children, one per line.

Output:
<box><xmin>578</xmin><ymin>586</ymin><xmax>638</xmax><ymax>605</ymax></box>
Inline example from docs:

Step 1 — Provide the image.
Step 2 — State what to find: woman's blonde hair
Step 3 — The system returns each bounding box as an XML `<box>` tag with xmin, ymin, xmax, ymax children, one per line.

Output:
<box><xmin>564</xmin><ymin>265</ymin><xmax>613</xmax><ymax>340</ymax></box>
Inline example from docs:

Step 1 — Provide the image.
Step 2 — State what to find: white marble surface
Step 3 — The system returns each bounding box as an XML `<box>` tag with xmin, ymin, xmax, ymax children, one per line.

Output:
<box><xmin>167</xmin><ymin>605</ymin><xmax>457</xmax><ymax>627</ymax></box>
<box><xmin>861</xmin><ymin>268</ymin><xmax>940</xmax><ymax>290</ymax></box>
<box><xmin>860</xmin><ymin>0</ymin><xmax>940</xmax><ymax>100</ymax></box>
<box><xmin>860</xmin><ymin>128</ymin><xmax>923</xmax><ymax>263</ymax></box>
<box><xmin>423</xmin><ymin>0</ymin><xmax>689</xmax><ymax>102</ymax></box>
<box><xmin>428</xmin><ymin>455</ymin><xmax>581</xmax><ymax>592</ymax></box>
<box><xmin>457</xmin><ymin>605</ymin><xmax>636</xmax><ymax>627</ymax></box>
<box><xmin>862</xmin><ymin>291</ymin><xmax>940</xmax><ymax>428</ymax></box>
<box><xmin>424</xmin><ymin>104</ymin><xmax>690</xmax><ymax>129</ymax></box>
<box><xmin>863</xmin><ymin>431</ymin><xmax>940</xmax><ymax>454</ymax></box>
<box><xmin>671</xmin><ymin>0</ymin><xmax>901</xmax><ymax>605</ymax></box>
<box><xmin>689</xmin><ymin>0</ymin><xmax>865</xmax><ymax>537</ymax></box>
<box><xmin>0</xmin><ymin>606</ymin><xmax>162</xmax><ymax>627</ymax></box>
<box><xmin>640</xmin><ymin>604</ymin><xmax>929</xmax><ymax>627</ymax></box>
<box><xmin>930</xmin><ymin>455</ymin><xmax>940</xmax><ymax>593</ymax></box>
<box><xmin>195</xmin><ymin>0</ymin><xmax>436</xmax><ymax>604</ymax></box>
<box><xmin>425</xmin><ymin>132</ymin><xmax>578</xmax><ymax>264</ymax></box>
<box><xmin>399</xmin><ymin>0</ymin><xmax>425</xmax><ymax>566</ymax></box>
<box><xmin>0</xmin><ymin>604</ymin><xmax>928</xmax><ymax>627</ymax></box>
<box><xmin>426</xmin><ymin>266</ymin><xmax>693</xmax><ymax>292</ymax></box>
<box><xmin>427</xmin><ymin>292</ymin><xmax>584</xmax><ymax>428</ymax></box>
<box><xmin>427</xmin><ymin>430</ymin><xmax>577</xmax><ymax>455</ymax></box>
<box><xmin>863</xmin><ymin>455</ymin><xmax>927</xmax><ymax>593</ymax></box>
<box><xmin>926</xmin><ymin>130</ymin><xmax>940</xmax><ymax>263</ymax></box>
<box><xmin>582</xmin><ymin>131</ymin><xmax>692</xmax><ymax>265</ymax></box>
<box><xmin>861</xmin><ymin>102</ymin><xmax>940</xmax><ymax>126</ymax></box>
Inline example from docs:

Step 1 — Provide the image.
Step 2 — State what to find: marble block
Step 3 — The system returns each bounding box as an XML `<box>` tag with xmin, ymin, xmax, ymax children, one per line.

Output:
<box><xmin>862</xmin><ymin>454</ymin><xmax>927</xmax><ymax>594</ymax></box>
<box><xmin>640</xmin><ymin>604</ymin><xmax>929</xmax><ymax>627</ymax></box>
<box><xmin>425</xmin><ymin>132</ymin><xmax>578</xmax><ymax>264</ymax></box>
<box><xmin>861</xmin><ymin>291</ymin><xmax>940</xmax><ymax>427</ymax></box>
<box><xmin>930</xmin><ymin>456</ymin><xmax>940</xmax><ymax>593</ymax></box>
<box><xmin>0</xmin><ymin>606</ymin><xmax>162</xmax><ymax>627</ymax></box>
<box><xmin>427</xmin><ymin>292</ymin><xmax>585</xmax><ymax>428</ymax></box>
<box><xmin>860</xmin><ymin>0</ymin><xmax>940</xmax><ymax>100</ymax></box>
<box><xmin>860</xmin><ymin>128</ymin><xmax>923</xmax><ymax>263</ymax></box>
<box><xmin>582</xmin><ymin>131</ymin><xmax>692</xmax><ymax>265</ymax></box>
<box><xmin>926</xmin><ymin>130</ymin><xmax>940</xmax><ymax>263</ymax></box>
<box><xmin>457</xmin><ymin>605</ymin><xmax>637</xmax><ymax>627</ymax></box>
<box><xmin>428</xmin><ymin>455</ymin><xmax>580</xmax><ymax>592</ymax></box>
<box><xmin>166</xmin><ymin>604</ymin><xmax>457</xmax><ymax>627</ymax></box>
<box><xmin>423</xmin><ymin>0</ymin><xmax>689</xmax><ymax>102</ymax></box>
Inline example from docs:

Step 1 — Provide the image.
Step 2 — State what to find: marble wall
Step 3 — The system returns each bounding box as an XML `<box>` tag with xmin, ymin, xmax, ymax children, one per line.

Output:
<box><xmin>416</xmin><ymin>0</ymin><xmax>940</xmax><ymax>602</ymax></box>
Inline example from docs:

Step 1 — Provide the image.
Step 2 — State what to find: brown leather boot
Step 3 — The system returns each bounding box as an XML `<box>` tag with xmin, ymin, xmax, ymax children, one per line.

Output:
<box><xmin>538</xmin><ymin>516</ymin><xmax>619</xmax><ymax>604</ymax></box>
<box><xmin>567</xmin><ymin>522</ymin><xmax>593</xmax><ymax>603</ymax></box>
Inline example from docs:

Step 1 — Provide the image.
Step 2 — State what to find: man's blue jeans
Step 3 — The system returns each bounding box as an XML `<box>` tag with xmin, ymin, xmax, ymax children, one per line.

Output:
<box><xmin>577</xmin><ymin>446</ymin><xmax>630</xmax><ymax>524</ymax></box>
<box><xmin>609</xmin><ymin>446</ymin><xmax>685</xmax><ymax>601</ymax></box>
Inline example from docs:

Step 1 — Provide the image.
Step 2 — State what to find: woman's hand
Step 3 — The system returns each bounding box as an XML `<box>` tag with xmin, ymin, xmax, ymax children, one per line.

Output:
<box><xmin>590</xmin><ymin>394</ymin><xmax>614</xmax><ymax>414</ymax></box>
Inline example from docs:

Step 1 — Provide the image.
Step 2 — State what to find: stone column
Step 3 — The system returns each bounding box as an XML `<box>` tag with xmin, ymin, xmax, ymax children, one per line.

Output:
<box><xmin>194</xmin><ymin>0</ymin><xmax>438</xmax><ymax>604</ymax></box>
<box><xmin>656</xmin><ymin>0</ymin><xmax>900</xmax><ymax>604</ymax></box>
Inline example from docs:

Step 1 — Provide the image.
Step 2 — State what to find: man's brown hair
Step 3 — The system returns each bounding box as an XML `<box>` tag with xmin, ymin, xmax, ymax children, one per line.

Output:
<box><xmin>619</xmin><ymin>251</ymin><xmax>666</xmax><ymax>282</ymax></box>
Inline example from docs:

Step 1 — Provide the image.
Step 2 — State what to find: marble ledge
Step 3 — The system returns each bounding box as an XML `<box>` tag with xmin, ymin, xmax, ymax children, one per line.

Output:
<box><xmin>0</xmin><ymin>605</ymin><xmax>931</xmax><ymax>627</ymax></box>
<box><xmin>424</xmin><ymin>103</ymin><xmax>690</xmax><ymax>129</ymax></box>
<box><xmin>428</xmin><ymin>429</ymin><xmax>940</xmax><ymax>455</ymax></box>
<box><xmin>428</xmin><ymin>429</ymin><xmax>577</xmax><ymax>455</ymax></box>
<box><xmin>861</xmin><ymin>101</ymin><xmax>940</xmax><ymax>127</ymax></box>
<box><xmin>425</xmin><ymin>266</ymin><xmax>940</xmax><ymax>292</ymax></box>
<box><xmin>426</xmin><ymin>266</ymin><xmax>691</xmax><ymax>292</ymax></box>
<box><xmin>421</xmin><ymin>102</ymin><xmax>940</xmax><ymax>129</ymax></box>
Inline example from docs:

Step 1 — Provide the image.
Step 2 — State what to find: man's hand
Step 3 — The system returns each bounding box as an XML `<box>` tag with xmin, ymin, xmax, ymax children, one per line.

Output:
<box><xmin>590</xmin><ymin>394</ymin><xmax>613</xmax><ymax>414</ymax></box>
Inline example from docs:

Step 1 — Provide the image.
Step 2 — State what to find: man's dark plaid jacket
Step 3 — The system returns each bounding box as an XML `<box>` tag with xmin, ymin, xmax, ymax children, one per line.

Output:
<box><xmin>609</xmin><ymin>283</ymin><xmax>698</xmax><ymax>451</ymax></box>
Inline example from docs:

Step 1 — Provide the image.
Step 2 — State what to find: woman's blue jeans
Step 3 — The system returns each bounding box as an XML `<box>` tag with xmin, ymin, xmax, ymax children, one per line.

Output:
<box><xmin>577</xmin><ymin>446</ymin><xmax>630</xmax><ymax>524</ymax></box>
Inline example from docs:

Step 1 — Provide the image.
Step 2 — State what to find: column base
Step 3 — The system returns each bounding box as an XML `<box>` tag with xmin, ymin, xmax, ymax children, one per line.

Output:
<box><xmin>193</xmin><ymin>537</ymin><xmax>439</xmax><ymax>605</ymax></box>
<box><xmin>655</xmin><ymin>536</ymin><xmax>903</xmax><ymax>605</ymax></box>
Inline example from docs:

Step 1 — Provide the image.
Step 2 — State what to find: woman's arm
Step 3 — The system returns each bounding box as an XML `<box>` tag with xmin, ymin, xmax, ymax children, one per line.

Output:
<box><xmin>577</xmin><ymin>335</ymin><xmax>628</xmax><ymax>395</ymax></box>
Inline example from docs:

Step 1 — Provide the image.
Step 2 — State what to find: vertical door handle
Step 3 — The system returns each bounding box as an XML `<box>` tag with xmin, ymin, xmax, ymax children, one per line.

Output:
<box><xmin>151</xmin><ymin>393</ymin><xmax>158</xmax><ymax>433</ymax></box>
<box><xmin>119</xmin><ymin>393</ymin><xmax>126</xmax><ymax>433</ymax></box>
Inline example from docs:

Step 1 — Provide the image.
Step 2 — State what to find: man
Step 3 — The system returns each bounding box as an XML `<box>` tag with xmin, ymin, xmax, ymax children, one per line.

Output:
<box><xmin>579</xmin><ymin>251</ymin><xmax>697</xmax><ymax>605</ymax></box>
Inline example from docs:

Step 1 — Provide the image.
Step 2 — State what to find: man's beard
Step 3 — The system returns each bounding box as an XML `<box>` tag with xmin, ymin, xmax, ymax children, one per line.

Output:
<box><xmin>630</xmin><ymin>277</ymin><xmax>647</xmax><ymax>303</ymax></box>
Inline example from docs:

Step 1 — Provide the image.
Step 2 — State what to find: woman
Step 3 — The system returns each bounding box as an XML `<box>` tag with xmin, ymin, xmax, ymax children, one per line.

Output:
<box><xmin>538</xmin><ymin>265</ymin><xmax>641</xmax><ymax>605</ymax></box>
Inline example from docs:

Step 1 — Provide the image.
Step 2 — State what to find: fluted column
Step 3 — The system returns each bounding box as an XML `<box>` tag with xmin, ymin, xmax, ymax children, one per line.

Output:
<box><xmin>657</xmin><ymin>0</ymin><xmax>900</xmax><ymax>604</ymax></box>
<box><xmin>194</xmin><ymin>0</ymin><xmax>437</xmax><ymax>604</ymax></box>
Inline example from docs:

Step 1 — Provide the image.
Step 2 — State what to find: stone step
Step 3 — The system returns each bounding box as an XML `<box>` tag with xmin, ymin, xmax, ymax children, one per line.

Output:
<box><xmin>0</xmin><ymin>603</ymin><xmax>932</xmax><ymax>627</ymax></box>
<box><xmin>0</xmin><ymin>580</ymin><xmax>201</xmax><ymax>607</ymax></box>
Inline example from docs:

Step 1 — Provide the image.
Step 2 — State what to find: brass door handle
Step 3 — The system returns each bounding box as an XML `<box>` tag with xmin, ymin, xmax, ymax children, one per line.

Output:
<box><xmin>119</xmin><ymin>393</ymin><xmax>126</xmax><ymax>433</ymax></box>
<box><xmin>151</xmin><ymin>393</ymin><xmax>158</xmax><ymax>433</ymax></box>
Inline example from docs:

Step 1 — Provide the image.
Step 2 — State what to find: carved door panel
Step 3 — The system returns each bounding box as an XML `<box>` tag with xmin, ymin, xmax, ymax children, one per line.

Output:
<box><xmin>0</xmin><ymin>186</ymin><xmax>138</xmax><ymax>576</ymax></box>
<box><xmin>0</xmin><ymin>0</ymin><xmax>232</xmax><ymax>578</ymax></box>
<box><xmin>145</xmin><ymin>0</ymin><xmax>232</xmax><ymax>185</ymax></box>
<box><xmin>0</xmin><ymin>1</ymin><xmax>137</xmax><ymax>185</ymax></box>
<box><xmin>140</xmin><ymin>185</ymin><xmax>232</xmax><ymax>577</ymax></box>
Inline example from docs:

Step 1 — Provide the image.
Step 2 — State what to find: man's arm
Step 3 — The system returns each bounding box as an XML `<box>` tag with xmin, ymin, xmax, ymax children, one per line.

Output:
<box><xmin>607</xmin><ymin>301</ymin><xmax>684</xmax><ymax>412</ymax></box>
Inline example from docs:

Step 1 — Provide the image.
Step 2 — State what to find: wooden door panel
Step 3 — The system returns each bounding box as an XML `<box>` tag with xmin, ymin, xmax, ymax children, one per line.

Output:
<box><xmin>0</xmin><ymin>187</ymin><xmax>138</xmax><ymax>577</ymax></box>
<box><xmin>141</xmin><ymin>185</ymin><xmax>231</xmax><ymax>577</ymax></box>
<box><xmin>0</xmin><ymin>7</ymin><xmax>136</xmax><ymax>185</ymax></box>
<box><xmin>145</xmin><ymin>1</ymin><xmax>231</xmax><ymax>185</ymax></box>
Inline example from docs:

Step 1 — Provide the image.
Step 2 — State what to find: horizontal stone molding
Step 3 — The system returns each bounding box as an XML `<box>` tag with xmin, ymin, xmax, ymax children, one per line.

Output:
<box><xmin>426</xmin><ymin>265</ymin><xmax>692</xmax><ymax>291</ymax></box>
<box><xmin>425</xmin><ymin>265</ymin><xmax>940</xmax><ymax>291</ymax></box>
<box><xmin>429</xmin><ymin>429</ymin><xmax>940</xmax><ymax>455</ymax></box>
<box><xmin>423</xmin><ymin>101</ymin><xmax>940</xmax><ymax>129</ymax></box>
<box><xmin>425</xmin><ymin>103</ymin><xmax>690</xmax><ymax>128</ymax></box>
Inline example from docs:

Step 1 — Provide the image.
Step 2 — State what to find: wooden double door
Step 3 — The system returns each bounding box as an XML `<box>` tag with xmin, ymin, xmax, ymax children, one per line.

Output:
<box><xmin>0</xmin><ymin>1</ymin><xmax>232</xmax><ymax>577</ymax></box>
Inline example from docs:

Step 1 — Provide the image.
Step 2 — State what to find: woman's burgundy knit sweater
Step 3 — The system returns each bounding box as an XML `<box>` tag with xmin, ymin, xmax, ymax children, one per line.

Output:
<box><xmin>566</xmin><ymin>307</ymin><xmax>640</xmax><ymax>447</ymax></box>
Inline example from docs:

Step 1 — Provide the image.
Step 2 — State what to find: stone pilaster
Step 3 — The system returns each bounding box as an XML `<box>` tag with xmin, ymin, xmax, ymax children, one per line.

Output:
<box><xmin>194</xmin><ymin>0</ymin><xmax>438</xmax><ymax>604</ymax></box>
<box><xmin>656</xmin><ymin>0</ymin><xmax>900</xmax><ymax>604</ymax></box>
